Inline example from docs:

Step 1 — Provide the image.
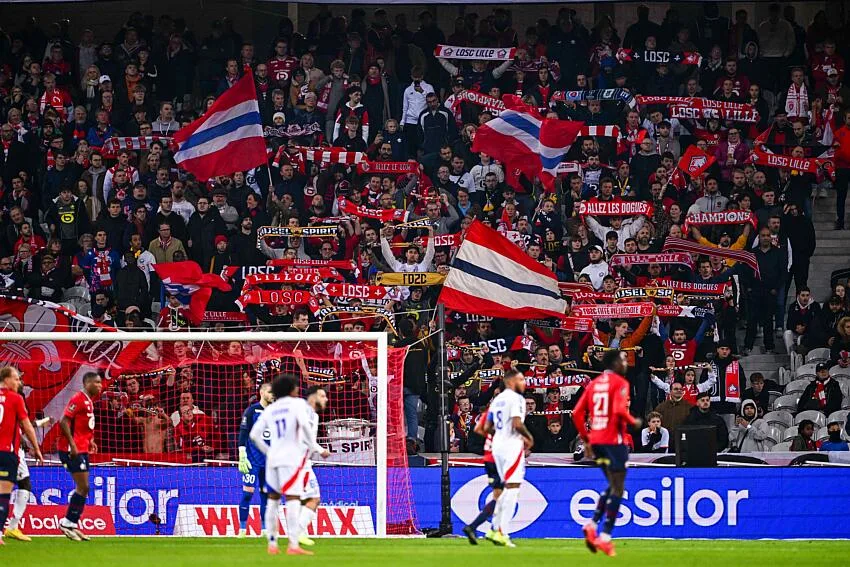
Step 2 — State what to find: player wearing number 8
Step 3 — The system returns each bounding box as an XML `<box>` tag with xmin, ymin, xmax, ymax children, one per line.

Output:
<box><xmin>0</xmin><ymin>366</ymin><xmax>44</xmax><ymax>546</ymax></box>
<box><xmin>57</xmin><ymin>371</ymin><xmax>103</xmax><ymax>542</ymax></box>
<box><xmin>484</xmin><ymin>368</ymin><xmax>534</xmax><ymax>548</ymax></box>
<box><xmin>571</xmin><ymin>350</ymin><xmax>637</xmax><ymax>557</ymax></box>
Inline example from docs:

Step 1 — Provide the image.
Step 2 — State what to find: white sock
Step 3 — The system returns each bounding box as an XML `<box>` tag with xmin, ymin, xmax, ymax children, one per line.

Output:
<box><xmin>490</xmin><ymin>496</ymin><xmax>503</xmax><ymax>532</ymax></box>
<box><xmin>8</xmin><ymin>489</ymin><xmax>30</xmax><ymax>530</ymax></box>
<box><xmin>285</xmin><ymin>499</ymin><xmax>301</xmax><ymax>548</ymax></box>
<box><xmin>298</xmin><ymin>506</ymin><xmax>316</xmax><ymax>535</ymax></box>
<box><xmin>265</xmin><ymin>499</ymin><xmax>279</xmax><ymax>546</ymax></box>
<box><xmin>498</xmin><ymin>489</ymin><xmax>519</xmax><ymax>537</ymax></box>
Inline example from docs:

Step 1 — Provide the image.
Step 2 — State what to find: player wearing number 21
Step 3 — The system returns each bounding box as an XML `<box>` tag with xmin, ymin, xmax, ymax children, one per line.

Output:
<box><xmin>57</xmin><ymin>371</ymin><xmax>103</xmax><ymax>542</ymax></box>
<box><xmin>250</xmin><ymin>375</ymin><xmax>329</xmax><ymax>556</ymax></box>
<box><xmin>0</xmin><ymin>366</ymin><xmax>44</xmax><ymax>546</ymax></box>
<box><xmin>571</xmin><ymin>350</ymin><xmax>638</xmax><ymax>558</ymax></box>
<box><xmin>481</xmin><ymin>368</ymin><xmax>534</xmax><ymax>548</ymax></box>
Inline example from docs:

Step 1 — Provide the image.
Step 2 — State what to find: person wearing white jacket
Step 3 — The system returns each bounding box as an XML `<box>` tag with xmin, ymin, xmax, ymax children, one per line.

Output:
<box><xmin>379</xmin><ymin>225</ymin><xmax>435</xmax><ymax>273</ymax></box>
<box><xmin>585</xmin><ymin>214</ymin><xmax>646</xmax><ymax>251</ymax></box>
<box><xmin>401</xmin><ymin>68</ymin><xmax>434</xmax><ymax>157</ymax></box>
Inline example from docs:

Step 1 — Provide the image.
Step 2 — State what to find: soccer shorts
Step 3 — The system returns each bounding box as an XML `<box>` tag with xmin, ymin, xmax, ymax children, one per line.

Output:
<box><xmin>241</xmin><ymin>463</ymin><xmax>266</xmax><ymax>492</ymax></box>
<box><xmin>484</xmin><ymin>460</ymin><xmax>503</xmax><ymax>490</ymax></box>
<box><xmin>0</xmin><ymin>451</ymin><xmax>18</xmax><ymax>482</ymax></box>
<box><xmin>493</xmin><ymin>449</ymin><xmax>525</xmax><ymax>485</ymax></box>
<box><xmin>300</xmin><ymin>463</ymin><xmax>320</xmax><ymax>500</ymax></box>
<box><xmin>266</xmin><ymin>458</ymin><xmax>308</xmax><ymax>498</ymax></box>
<box><xmin>591</xmin><ymin>444</ymin><xmax>630</xmax><ymax>473</ymax></box>
<box><xmin>58</xmin><ymin>452</ymin><xmax>90</xmax><ymax>474</ymax></box>
<box><xmin>16</xmin><ymin>448</ymin><xmax>29</xmax><ymax>482</ymax></box>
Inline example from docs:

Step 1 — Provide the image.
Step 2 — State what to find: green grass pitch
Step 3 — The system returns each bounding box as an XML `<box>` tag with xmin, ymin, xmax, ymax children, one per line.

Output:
<box><xmin>2</xmin><ymin>538</ymin><xmax>850</xmax><ymax>566</ymax></box>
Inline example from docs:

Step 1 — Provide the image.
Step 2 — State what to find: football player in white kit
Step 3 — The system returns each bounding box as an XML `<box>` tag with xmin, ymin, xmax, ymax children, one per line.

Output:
<box><xmin>249</xmin><ymin>375</ymin><xmax>314</xmax><ymax>556</ymax></box>
<box><xmin>484</xmin><ymin>368</ymin><xmax>534</xmax><ymax>548</ymax></box>
<box><xmin>295</xmin><ymin>385</ymin><xmax>330</xmax><ymax>548</ymax></box>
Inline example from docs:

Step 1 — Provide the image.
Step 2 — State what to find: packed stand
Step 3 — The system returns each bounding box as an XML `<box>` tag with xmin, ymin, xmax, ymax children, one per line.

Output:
<box><xmin>1</xmin><ymin>4</ymin><xmax>850</xmax><ymax>459</ymax></box>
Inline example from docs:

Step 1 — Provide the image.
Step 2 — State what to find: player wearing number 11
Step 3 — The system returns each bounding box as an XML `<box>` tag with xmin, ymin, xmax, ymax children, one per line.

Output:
<box><xmin>571</xmin><ymin>350</ymin><xmax>637</xmax><ymax>558</ymax></box>
<box><xmin>249</xmin><ymin>374</ymin><xmax>314</xmax><ymax>556</ymax></box>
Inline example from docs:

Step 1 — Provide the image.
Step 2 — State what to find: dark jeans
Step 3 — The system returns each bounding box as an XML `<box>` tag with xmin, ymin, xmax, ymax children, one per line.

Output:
<box><xmin>745</xmin><ymin>288</ymin><xmax>776</xmax><ymax>350</ymax></box>
<box><xmin>836</xmin><ymin>169</ymin><xmax>850</xmax><ymax>228</ymax></box>
<box><xmin>791</xmin><ymin>257</ymin><xmax>811</xmax><ymax>292</ymax></box>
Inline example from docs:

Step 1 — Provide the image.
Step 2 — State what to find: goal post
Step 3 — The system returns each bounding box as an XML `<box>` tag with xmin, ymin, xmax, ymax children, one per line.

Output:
<box><xmin>0</xmin><ymin>330</ymin><xmax>417</xmax><ymax>537</ymax></box>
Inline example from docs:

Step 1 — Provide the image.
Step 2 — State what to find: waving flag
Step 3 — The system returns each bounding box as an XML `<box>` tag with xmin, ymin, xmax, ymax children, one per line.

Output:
<box><xmin>0</xmin><ymin>295</ymin><xmax>150</xmax><ymax>451</ymax></box>
<box><xmin>173</xmin><ymin>68</ymin><xmax>267</xmax><ymax>180</ymax></box>
<box><xmin>678</xmin><ymin>145</ymin><xmax>716</xmax><ymax>178</ymax></box>
<box><xmin>471</xmin><ymin>107</ymin><xmax>584</xmax><ymax>189</ymax></box>
<box><xmin>438</xmin><ymin>220</ymin><xmax>567</xmax><ymax>320</ymax></box>
<box><xmin>153</xmin><ymin>262</ymin><xmax>231</xmax><ymax>325</ymax></box>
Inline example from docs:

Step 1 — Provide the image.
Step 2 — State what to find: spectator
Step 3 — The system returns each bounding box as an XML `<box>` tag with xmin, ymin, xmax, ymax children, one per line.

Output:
<box><xmin>728</xmin><ymin>399</ymin><xmax>771</xmax><ymax>452</ymax></box>
<box><xmin>789</xmin><ymin>419</ymin><xmax>818</xmax><ymax>451</ymax></box>
<box><xmin>819</xmin><ymin>420</ymin><xmax>850</xmax><ymax>451</ymax></box>
<box><xmin>538</xmin><ymin>419</ymin><xmax>574</xmax><ymax>453</ymax></box>
<box><xmin>741</xmin><ymin>373</ymin><xmax>771</xmax><ymax>417</ymax></box>
<box><xmin>797</xmin><ymin>363</ymin><xmax>843</xmax><ymax>416</ymax></box>
<box><xmin>639</xmin><ymin>411</ymin><xmax>670</xmax><ymax>453</ymax></box>
<box><xmin>654</xmin><ymin>382</ymin><xmax>692</xmax><ymax>439</ymax></box>
<box><xmin>684</xmin><ymin>390</ymin><xmax>729</xmax><ymax>452</ymax></box>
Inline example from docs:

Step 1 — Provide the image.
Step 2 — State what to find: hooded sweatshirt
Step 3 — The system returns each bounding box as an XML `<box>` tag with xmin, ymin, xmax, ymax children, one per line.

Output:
<box><xmin>728</xmin><ymin>399</ymin><xmax>771</xmax><ymax>452</ymax></box>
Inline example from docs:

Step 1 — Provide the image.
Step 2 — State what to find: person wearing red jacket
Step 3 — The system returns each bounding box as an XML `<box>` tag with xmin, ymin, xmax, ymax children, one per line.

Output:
<box><xmin>173</xmin><ymin>406</ymin><xmax>215</xmax><ymax>463</ymax></box>
<box><xmin>572</xmin><ymin>349</ymin><xmax>638</xmax><ymax>557</ymax></box>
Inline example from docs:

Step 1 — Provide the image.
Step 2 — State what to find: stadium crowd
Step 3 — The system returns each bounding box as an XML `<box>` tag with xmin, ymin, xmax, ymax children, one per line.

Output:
<box><xmin>2</xmin><ymin>3</ymin><xmax>850</xmax><ymax>460</ymax></box>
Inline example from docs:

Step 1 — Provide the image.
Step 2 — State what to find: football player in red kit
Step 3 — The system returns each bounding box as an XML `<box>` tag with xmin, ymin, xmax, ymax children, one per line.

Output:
<box><xmin>0</xmin><ymin>366</ymin><xmax>43</xmax><ymax>546</ymax></box>
<box><xmin>572</xmin><ymin>350</ymin><xmax>638</xmax><ymax>557</ymax></box>
<box><xmin>57</xmin><ymin>371</ymin><xmax>103</xmax><ymax>541</ymax></box>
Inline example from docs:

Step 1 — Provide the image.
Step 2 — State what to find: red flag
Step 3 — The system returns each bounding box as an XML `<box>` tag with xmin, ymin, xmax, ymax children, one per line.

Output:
<box><xmin>678</xmin><ymin>145</ymin><xmax>716</xmax><ymax>178</ymax></box>
<box><xmin>153</xmin><ymin>262</ymin><xmax>231</xmax><ymax>325</ymax></box>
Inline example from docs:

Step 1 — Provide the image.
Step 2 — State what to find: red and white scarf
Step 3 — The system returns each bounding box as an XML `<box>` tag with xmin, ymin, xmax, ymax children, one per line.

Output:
<box><xmin>608</xmin><ymin>252</ymin><xmax>694</xmax><ymax>269</ymax></box>
<box><xmin>356</xmin><ymin>160</ymin><xmax>419</xmax><ymax>175</ymax></box>
<box><xmin>451</xmin><ymin>90</ymin><xmax>506</xmax><ymax>116</ymax></box>
<box><xmin>235</xmin><ymin>289</ymin><xmax>312</xmax><ymax>311</ymax></box>
<box><xmin>662</xmin><ymin>237</ymin><xmax>760</xmax><ymax>279</ymax></box>
<box><xmin>434</xmin><ymin>45</ymin><xmax>516</xmax><ymax>60</ymax></box>
<box><xmin>338</xmin><ymin>198</ymin><xmax>409</xmax><ymax>223</ymax></box>
<box><xmin>101</xmin><ymin>136</ymin><xmax>175</xmax><ymax>158</ymax></box>
<box><xmin>785</xmin><ymin>82</ymin><xmax>809</xmax><ymax>118</ymax></box>
<box><xmin>317</xmin><ymin>76</ymin><xmax>350</xmax><ymax>113</ymax></box>
<box><xmin>650</xmin><ymin>278</ymin><xmax>730</xmax><ymax>296</ymax></box>
<box><xmin>577</xmin><ymin>200</ymin><xmax>653</xmax><ymax>217</ymax></box>
<box><xmin>571</xmin><ymin>302</ymin><xmax>654</xmax><ymax>319</ymax></box>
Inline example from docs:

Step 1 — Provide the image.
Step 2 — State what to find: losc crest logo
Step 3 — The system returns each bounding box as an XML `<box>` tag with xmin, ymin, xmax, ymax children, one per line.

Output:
<box><xmin>451</xmin><ymin>474</ymin><xmax>547</xmax><ymax>533</ymax></box>
<box><xmin>687</xmin><ymin>155</ymin><xmax>707</xmax><ymax>174</ymax></box>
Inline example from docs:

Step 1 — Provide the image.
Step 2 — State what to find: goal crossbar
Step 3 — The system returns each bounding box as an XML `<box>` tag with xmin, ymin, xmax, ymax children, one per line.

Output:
<box><xmin>0</xmin><ymin>331</ymin><xmax>390</xmax><ymax>537</ymax></box>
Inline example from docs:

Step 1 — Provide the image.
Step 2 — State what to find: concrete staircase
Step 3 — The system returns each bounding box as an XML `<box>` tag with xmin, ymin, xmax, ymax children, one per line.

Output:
<box><xmin>735</xmin><ymin>194</ymin><xmax>850</xmax><ymax>385</ymax></box>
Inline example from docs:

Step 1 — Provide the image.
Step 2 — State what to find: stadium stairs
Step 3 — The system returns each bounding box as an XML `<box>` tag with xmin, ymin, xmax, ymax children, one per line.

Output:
<box><xmin>736</xmin><ymin>194</ymin><xmax>850</xmax><ymax>386</ymax></box>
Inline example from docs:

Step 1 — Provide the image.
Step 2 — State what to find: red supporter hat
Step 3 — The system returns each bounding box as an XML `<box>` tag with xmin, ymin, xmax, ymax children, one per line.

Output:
<box><xmin>215</xmin><ymin>235</ymin><xmax>227</xmax><ymax>246</ymax></box>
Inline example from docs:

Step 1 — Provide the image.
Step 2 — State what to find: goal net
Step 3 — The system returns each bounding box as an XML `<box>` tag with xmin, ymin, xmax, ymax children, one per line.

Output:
<box><xmin>0</xmin><ymin>328</ymin><xmax>418</xmax><ymax>537</ymax></box>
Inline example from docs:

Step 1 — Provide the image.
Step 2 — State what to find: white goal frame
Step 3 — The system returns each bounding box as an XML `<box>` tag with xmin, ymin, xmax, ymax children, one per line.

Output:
<box><xmin>1</xmin><ymin>331</ymin><xmax>390</xmax><ymax>537</ymax></box>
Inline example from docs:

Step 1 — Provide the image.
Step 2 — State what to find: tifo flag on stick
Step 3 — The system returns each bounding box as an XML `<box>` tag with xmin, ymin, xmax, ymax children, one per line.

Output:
<box><xmin>153</xmin><ymin>262</ymin><xmax>231</xmax><ymax>325</ymax></box>
<box><xmin>173</xmin><ymin>68</ymin><xmax>267</xmax><ymax>180</ymax></box>
<box><xmin>678</xmin><ymin>145</ymin><xmax>716</xmax><ymax>178</ymax></box>
<box><xmin>438</xmin><ymin>220</ymin><xmax>567</xmax><ymax>320</ymax></box>
<box><xmin>471</xmin><ymin>107</ymin><xmax>584</xmax><ymax>190</ymax></box>
<box><xmin>434</xmin><ymin>45</ymin><xmax>516</xmax><ymax>60</ymax></box>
